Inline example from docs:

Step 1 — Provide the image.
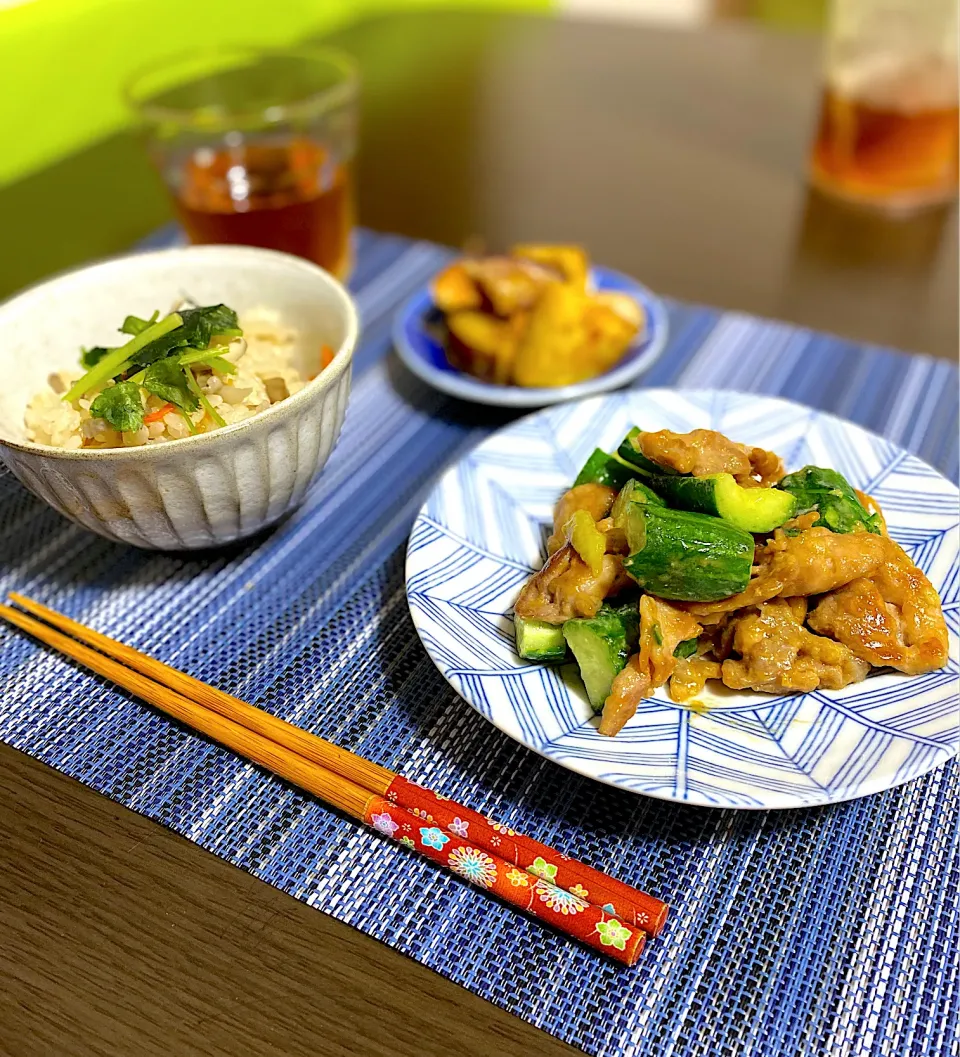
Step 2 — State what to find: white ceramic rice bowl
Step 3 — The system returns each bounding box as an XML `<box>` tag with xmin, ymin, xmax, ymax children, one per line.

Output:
<box><xmin>0</xmin><ymin>245</ymin><xmax>358</xmax><ymax>550</ymax></box>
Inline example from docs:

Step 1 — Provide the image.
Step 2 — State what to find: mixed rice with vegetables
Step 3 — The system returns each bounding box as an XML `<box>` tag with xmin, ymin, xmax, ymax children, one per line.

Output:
<box><xmin>25</xmin><ymin>303</ymin><xmax>314</xmax><ymax>449</ymax></box>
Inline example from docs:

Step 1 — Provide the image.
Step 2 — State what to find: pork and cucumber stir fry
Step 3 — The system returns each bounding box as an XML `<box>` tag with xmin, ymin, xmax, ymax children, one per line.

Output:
<box><xmin>514</xmin><ymin>426</ymin><xmax>949</xmax><ymax>737</ymax></box>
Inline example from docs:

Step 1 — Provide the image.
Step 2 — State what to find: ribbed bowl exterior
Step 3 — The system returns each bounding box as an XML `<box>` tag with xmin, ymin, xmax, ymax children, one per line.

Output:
<box><xmin>0</xmin><ymin>367</ymin><xmax>351</xmax><ymax>550</ymax></box>
<box><xmin>0</xmin><ymin>246</ymin><xmax>359</xmax><ymax>551</ymax></box>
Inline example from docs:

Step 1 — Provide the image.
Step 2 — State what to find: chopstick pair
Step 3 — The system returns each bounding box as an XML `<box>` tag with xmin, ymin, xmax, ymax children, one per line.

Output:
<box><xmin>1</xmin><ymin>594</ymin><xmax>667</xmax><ymax>965</ymax></box>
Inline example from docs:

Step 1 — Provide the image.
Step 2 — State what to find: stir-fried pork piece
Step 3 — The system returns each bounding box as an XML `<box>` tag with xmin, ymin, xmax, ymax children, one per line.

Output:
<box><xmin>761</xmin><ymin>527</ymin><xmax>890</xmax><ymax>595</ymax></box>
<box><xmin>808</xmin><ymin>579</ymin><xmax>906</xmax><ymax>672</ymax></box>
<box><xmin>778</xmin><ymin>510</ymin><xmax>820</xmax><ymax>535</ymax></box>
<box><xmin>747</xmin><ymin>446</ymin><xmax>787</xmax><ymax>487</ymax></box>
<box><xmin>720</xmin><ymin>599</ymin><xmax>870</xmax><ymax>693</ymax></box>
<box><xmin>808</xmin><ymin>538</ymin><xmax>948</xmax><ymax>675</ymax></box>
<box><xmin>599</xmin><ymin>597</ymin><xmax>702</xmax><ymax>736</ymax></box>
<box><xmin>669</xmin><ymin>655</ymin><xmax>723</xmax><ymax>703</ymax></box>
<box><xmin>547</xmin><ymin>483</ymin><xmax>617</xmax><ymax>555</ymax></box>
<box><xmin>685</xmin><ymin>527</ymin><xmax>889</xmax><ymax>620</ymax></box>
<box><xmin>635</xmin><ymin>428</ymin><xmax>785</xmax><ymax>486</ymax></box>
<box><xmin>515</xmin><ymin>544</ymin><xmax>629</xmax><ymax>624</ymax></box>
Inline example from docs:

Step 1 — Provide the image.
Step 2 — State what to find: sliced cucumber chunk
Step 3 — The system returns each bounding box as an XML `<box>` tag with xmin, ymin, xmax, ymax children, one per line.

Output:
<box><xmin>562</xmin><ymin>602</ymin><xmax>640</xmax><ymax>711</ymax></box>
<box><xmin>515</xmin><ymin>617</ymin><xmax>567</xmax><ymax>662</ymax></box>
<box><xmin>616</xmin><ymin>426</ymin><xmax>681</xmax><ymax>477</ymax></box>
<box><xmin>574</xmin><ymin>448</ymin><xmax>639</xmax><ymax>490</ymax></box>
<box><xmin>777</xmin><ymin>466</ymin><xmax>882</xmax><ymax>535</ymax></box>
<box><xmin>648</xmin><ymin>472</ymin><xmax>797</xmax><ymax>533</ymax></box>
<box><xmin>610</xmin><ymin>477</ymin><xmax>666</xmax><ymax>523</ymax></box>
<box><xmin>621</xmin><ymin>505</ymin><xmax>754</xmax><ymax>602</ymax></box>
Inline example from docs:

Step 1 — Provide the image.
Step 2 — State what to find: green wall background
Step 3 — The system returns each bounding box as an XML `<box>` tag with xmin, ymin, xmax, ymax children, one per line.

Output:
<box><xmin>0</xmin><ymin>0</ymin><xmax>827</xmax><ymax>187</ymax></box>
<box><xmin>0</xmin><ymin>0</ymin><xmax>824</xmax><ymax>296</ymax></box>
<box><xmin>753</xmin><ymin>0</ymin><xmax>827</xmax><ymax>29</ymax></box>
<box><xmin>0</xmin><ymin>0</ymin><xmax>552</xmax><ymax>187</ymax></box>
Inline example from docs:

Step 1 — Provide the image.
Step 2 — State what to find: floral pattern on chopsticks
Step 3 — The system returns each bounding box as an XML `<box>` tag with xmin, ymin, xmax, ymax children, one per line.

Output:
<box><xmin>419</xmin><ymin>826</ymin><xmax>450</xmax><ymax>850</ymax></box>
<box><xmin>370</xmin><ymin>811</ymin><xmax>399</xmax><ymax>837</ymax></box>
<box><xmin>536</xmin><ymin>882</ymin><xmax>588</xmax><ymax>916</ymax></box>
<box><xmin>595</xmin><ymin>919</ymin><xmax>633</xmax><ymax>951</ymax></box>
<box><xmin>528</xmin><ymin>856</ymin><xmax>558</xmax><ymax>882</ymax></box>
<box><xmin>362</xmin><ymin>794</ymin><xmax>647</xmax><ymax>966</ymax></box>
<box><xmin>448</xmin><ymin>846</ymin><xmax>497</xmax><ymax>888</ymax></box>
<box><xmin>383</xmin><ymin>775</ymin><xmax>665</xmax><ymax>932</ymax></box>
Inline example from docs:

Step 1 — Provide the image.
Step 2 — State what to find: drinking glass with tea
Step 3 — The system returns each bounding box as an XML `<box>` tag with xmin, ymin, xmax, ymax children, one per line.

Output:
<box><xmin>127</xmin><ymin>48</ymin><xmax>358</xmax><ymax>279</ymax></box>
<box><xmin>810</xmin><ymin>0</ymin><xmax>958</xmax><ymax>211</ymax></box>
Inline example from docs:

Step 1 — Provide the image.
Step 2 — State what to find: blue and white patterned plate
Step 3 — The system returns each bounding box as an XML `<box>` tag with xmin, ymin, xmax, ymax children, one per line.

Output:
<box><xmin>392</xmin><ymin>266</ymin><xmax>669</xmax><ymax>407</ymax></box>
<box><xmin>406</xmin><ymin>389</ymin><xmax>960</xmax><ymax>810</ymax></box>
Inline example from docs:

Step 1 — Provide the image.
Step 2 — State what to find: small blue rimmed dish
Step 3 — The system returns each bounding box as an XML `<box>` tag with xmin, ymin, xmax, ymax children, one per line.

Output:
<box><xmin>392</xmin><ymin>265</ymin><xmax>669</xmax><ymax>407</ymax></box>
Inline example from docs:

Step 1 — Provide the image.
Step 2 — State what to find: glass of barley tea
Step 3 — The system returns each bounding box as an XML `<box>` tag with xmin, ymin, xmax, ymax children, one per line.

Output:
<box><xmin>128</xmin><ymin>48</ymin><xmax>358</xmax><ymax>279</ymax></box>
<box><xmin>810</xmin><ymin>0</ymin><xmax>958</xmax><ymax>212</ymax></box>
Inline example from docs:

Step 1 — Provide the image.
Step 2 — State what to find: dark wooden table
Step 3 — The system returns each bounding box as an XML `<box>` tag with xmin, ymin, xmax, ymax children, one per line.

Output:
<box><xmin>2</xmin><ymin>11</ymin><xmax>958</xmax><ymax>1057</ymax></box>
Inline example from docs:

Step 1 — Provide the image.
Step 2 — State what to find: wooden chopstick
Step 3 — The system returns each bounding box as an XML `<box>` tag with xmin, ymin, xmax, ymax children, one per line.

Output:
<box><xmin>8</xmin><ymin>593</ymin><xmax>394</xmax><ymax>792</ymax></box>
<box><xmin>1</xmin><ymin>603</ymin><xmax>369</xmax><ymax>816</ymax></box>
<box><xmin>7</xmin><ymin>593</ymin><xmax>667</xmax><ymax>935</ymax></box>
<box><xmin>0</xmin><ymin>601</ymin><xmax>648</xmax><ymax>965</ymax></box>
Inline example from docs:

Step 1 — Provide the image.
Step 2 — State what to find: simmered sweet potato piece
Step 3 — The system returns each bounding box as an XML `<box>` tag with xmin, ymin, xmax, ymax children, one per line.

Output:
<box><xmin>512</xmin><ymin>244</ymin><xmax>589</xmax><ymax>291</ymax></box>
<box><xmin>431</xmin><ymin>262</ymin><xmax>482</xmax><ymax>314</ymax></box>
<box><xmin>446</xmin><ymin>310</ymin><xmax>526</xmax><ymax>384</ymax></box>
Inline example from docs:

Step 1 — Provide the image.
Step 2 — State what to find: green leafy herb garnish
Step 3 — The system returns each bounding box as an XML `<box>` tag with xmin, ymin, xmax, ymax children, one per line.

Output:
<box><xmin>67</xmin><ymin>304</ymin><xmax>244</xmax><ymax>431</ymax></box>
<box><xmin>650</xmin><ymin>622</ymin><xmax>663</xmax><ymax>646</ymax></box>
<box><xmin>89</xmin><ymin>381</ymin><xmax>145</xmax><ymax>433</ymax></box>
<box><xmin>178</xmin><ymin>305</ymin><xmax>240</xmax><ymax>348</ymax></box>
<box><xmin>80</xmin><ymin>346</ymin><xmax>113</xmax><ymax>369</ymax></box>
<box><xmin>184</xmin><ymin>367</ymin><xmax>226</xmax><ymax>428</ymax></box>
<box><xmin>209</xmin><ymin>328</ymin><xmax>243</xmax><ymax>343</ymax></box>
<box><xmin>179</xmin><ymin>348</ymin><xmax>237</xmax><ymax>374</ymax></box>
<box><xmin>142</xmin><ymin>358</ymin><xmax>199</xmax><ymax>411</ymax></box>
<box><xmin>126</xmin><ymin>305</ymin><xmax>242</xmax><ymax>369</ymax></box>
<box><xmin>674</xmin><ymin>637</ymin><xmax>698</xmax><ymax>659</ymax></box>
<box><xmin>120</xmin><ymin>310</ymin><xmax>160</xmax><ymax>336</ymax></box>
<box><xmin>199</xmin><ymin>354</ymin><xmax>237</xmax><ymax>375</ymax></box>
<box><xmin>128</xmin><ymin>328</ymin><xmax>190</xmax><ymax>369</ymax></box>
<box><xmin>64</xmin><ymin>313</ymin><xmax>183</xmax><ymax>403</ymax></box>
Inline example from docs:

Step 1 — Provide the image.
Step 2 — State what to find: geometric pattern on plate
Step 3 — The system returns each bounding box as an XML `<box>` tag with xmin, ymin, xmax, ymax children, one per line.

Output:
<box><xmin>407</xmin><ymin>389</ymin><xmax>960</xmax><ymax>809</ymax></box>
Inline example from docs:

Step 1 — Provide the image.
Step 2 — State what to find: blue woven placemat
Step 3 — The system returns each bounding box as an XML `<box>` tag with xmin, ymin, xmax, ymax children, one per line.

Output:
<box><xmin>1</xmin><ymin>228</ymin><xmax>957</xmax><ymax>1057</ymax></box>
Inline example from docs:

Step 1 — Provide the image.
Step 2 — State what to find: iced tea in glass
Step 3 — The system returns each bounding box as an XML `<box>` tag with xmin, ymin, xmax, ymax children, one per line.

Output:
<box><xmin>810</xmin><ymin>0</ymin><xmax>958</xmax><ymax>211</ymax></box>
<box><xmin>127</xmin><ymin>48</ymin><xmax>358</xmax><ymax>279</ymax></box>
